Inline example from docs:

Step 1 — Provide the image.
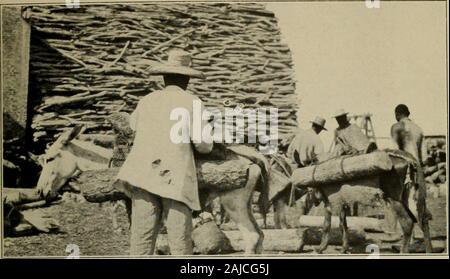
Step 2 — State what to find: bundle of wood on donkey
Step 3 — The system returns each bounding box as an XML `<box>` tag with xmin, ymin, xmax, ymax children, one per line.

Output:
<box><xmin>290</xmin><ymin>149</ymin><xmax>434</xmax><ymax>254</ymax></box>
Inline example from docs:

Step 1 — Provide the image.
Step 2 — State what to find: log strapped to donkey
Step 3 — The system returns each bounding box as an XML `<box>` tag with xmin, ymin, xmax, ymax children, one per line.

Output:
<box><xmin>287</xmin><ymin>149</ymin><xmax>433</xmax><ymax>253</ymax></box>
<box><xmin>72</xmin><ymin>147</ymin><xmax>265</xmax><ymax>204</ymax></box>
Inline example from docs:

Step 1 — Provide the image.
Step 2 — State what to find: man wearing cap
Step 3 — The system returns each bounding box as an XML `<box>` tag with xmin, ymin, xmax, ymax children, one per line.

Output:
<box><xmin>115</xmin><ymin>48</ymin><xmax>213</xmax><ymax>255</ymax></box>
<box><xmin>273</xmin><ymin>117</ymin><xmax>327</xmax><ymax>229</ymax></box>
<box><xmin>391</xmin><ymin>104</ymin><xmax>432</xmax><ymax>253</ymax></box>
<box><xmin>331</xmin><ymin>109</ymin><xmax>377</xmax><ymax>156</ymax></box>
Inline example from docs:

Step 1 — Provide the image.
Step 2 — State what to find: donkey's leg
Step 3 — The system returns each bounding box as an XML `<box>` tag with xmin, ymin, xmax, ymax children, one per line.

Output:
<box><xmin>220</xmin><ymin>204</ymin><xmax>230</xmax><ymax>224</ymax></box>
<box><xmin>388</xmin><ymin>198</ymin><xmax>414</xmax><ymax>253</ymax></box>
<box><xmin>110</xmin><ymin>201</ymin><xmax>121</xmax><ymax>232</ymax></box>
<box><xmin>273</xmin><ymin>190</ymin><xmax>289</xmax><ymax>229</ymax></box>
<box><xmin>316</xmin><ymin>194</ymin><xmax>331</xmax><ymax>254</ymax></box>
<box><xmin>124</xmin><ymin>197</ymin><xmax>132</xmax><ymax>228</ymax></box>
<box><xmin>220</xmin><ymin>164</ymin><xmax>263</xmax><ymax>254</ymax></box>
<box><xmin>339</xmin><ymin>204</ymin><xmax>350</xmax><ymax>253</ymax></box>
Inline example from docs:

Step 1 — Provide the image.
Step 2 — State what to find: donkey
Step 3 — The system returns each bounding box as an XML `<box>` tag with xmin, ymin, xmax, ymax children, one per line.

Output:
<box><xmin>296</xmin><ymin>150</ymin><xmax>433</xmax><ymax>254</ymax></box>
<box><xmin>36</xmin><ymin>125</ymin><xmax>269</xmax><ymax>254</ymax></box>
<box><xmin>35</xmin><ymin>126</ymin><xmax>127</xmax><ymax>229</ymax></box>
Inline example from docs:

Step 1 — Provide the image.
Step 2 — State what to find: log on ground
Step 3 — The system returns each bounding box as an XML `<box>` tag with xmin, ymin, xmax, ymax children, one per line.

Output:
<box><xmin>156</xmin><ymin>228</ymin><xmax>367</xmax><ymax>254</ymax></box>
<box><xmin>299</xmin><ymin>215</ymin><xmax>384</xmax><ymax>233</ymax></box>
<box><xmin>221</xmin><ymin>215</ymin><xmax>384</xmax><ymax>233</ymax></box>
<box><xmin>3</xmin><ymin>188</ymin><xmax>42</xmax><ymax>205</ymax></box>
<box><xmin>219</xmin><ymin>228</ymin><xmax>365</xmax><ymax>252</ymax></box>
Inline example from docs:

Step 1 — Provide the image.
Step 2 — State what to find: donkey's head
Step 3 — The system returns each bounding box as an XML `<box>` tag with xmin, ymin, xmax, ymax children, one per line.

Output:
<box><xmin>37</xmin><ymin>125</ymin><xmax>84</xmax><ymax>200</ymax></box>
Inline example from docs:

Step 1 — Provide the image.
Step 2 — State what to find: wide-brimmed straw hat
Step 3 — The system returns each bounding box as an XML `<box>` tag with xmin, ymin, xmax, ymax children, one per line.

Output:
<box><xmin>148</xmin><ymin>48</ymin><xmax>205</xmax><ymax>79</ymax></box>
<box><xmin>310</xmin><ymin>116</ymin><xmax>327</xmax><ymax>131</ymax></box>
<box><xmin>333</xmin><ymin>109</ymin><xmax>349</xmax><ymax>118</ymax></box>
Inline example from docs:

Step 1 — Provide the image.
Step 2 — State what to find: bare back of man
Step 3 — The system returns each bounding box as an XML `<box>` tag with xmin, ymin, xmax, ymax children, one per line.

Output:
<box><xmin>391</xmin><ymin>104</ymin><xmax>432</xmax><ymax>253</ymax></box>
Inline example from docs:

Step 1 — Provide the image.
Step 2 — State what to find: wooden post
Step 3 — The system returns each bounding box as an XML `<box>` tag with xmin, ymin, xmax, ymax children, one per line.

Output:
<box><xmin>2</xmin><ymin>6</ymin><xmax>31</xmax><ymax>142</ymax></box>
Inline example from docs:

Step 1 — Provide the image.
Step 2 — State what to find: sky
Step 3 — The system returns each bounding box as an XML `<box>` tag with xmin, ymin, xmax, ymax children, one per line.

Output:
<box><xmin>267</xmin><ymin>1</ymin><xmax>447</xmax><ymax>148</ymax></box>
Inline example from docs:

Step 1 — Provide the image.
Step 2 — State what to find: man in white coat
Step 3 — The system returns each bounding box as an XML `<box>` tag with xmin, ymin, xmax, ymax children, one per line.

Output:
<box><xmin>115</xmin><ymin>48</ymin><xmax>213</xmax><ymax>255</ymax></box>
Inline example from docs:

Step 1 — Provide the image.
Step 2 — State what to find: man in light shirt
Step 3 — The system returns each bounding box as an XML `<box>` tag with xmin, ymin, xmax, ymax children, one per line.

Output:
<box><xmin>115</xmin><ymin>49</ymin><xmax>213</xmax><ymax>255</ymax></box>
<box><xmin>331</xmin><ymin>109</ymin><xmax>377</xmax><ymax>156</ymax></box>
<box><xmin>273</xmin><ymin>117</ymin><xmax>327</xmax><ymax>229</ymax></box>
<box><xmin>286</xmin><ymin>116</ymin><xmax>327</xmax><ymax>167</ymax></box>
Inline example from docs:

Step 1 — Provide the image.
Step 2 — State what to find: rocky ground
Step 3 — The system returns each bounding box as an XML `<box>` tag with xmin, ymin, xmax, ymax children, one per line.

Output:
<box><xmin>3</xmin><ymin>190</ymin><xmax>447</xmax><ymax>257</ymax></box>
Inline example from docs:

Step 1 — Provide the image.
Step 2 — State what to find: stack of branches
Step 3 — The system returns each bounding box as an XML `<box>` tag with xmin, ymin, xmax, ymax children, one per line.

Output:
<box><xmin>26</xmin><ymin>3</ymin><xmax>298</xmax><ymax>152</ymax></box>
<box><xmin>423</xmin><ymin>137</ymin><xmax>446</xmax><ymax>185</ymax></box>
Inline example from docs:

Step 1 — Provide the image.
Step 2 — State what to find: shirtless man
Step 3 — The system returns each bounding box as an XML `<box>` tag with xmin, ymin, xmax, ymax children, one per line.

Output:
<box><xmin>391</xmin><ymin>104</ymin><xmax>433</xmax><ymax>253</ymax></box>
<box><xmin>391</xmin><ymin>104</ymin><xmax>424</xmax><ymax>163</ymax></box>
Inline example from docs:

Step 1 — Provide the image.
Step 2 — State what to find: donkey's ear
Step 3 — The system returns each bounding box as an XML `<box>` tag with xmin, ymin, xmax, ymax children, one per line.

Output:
<box><xmin>61</xmin><ymin>125</ymin><xmax>84</xmax><ymax>145</ymax></box>
<box><xmin>37</xmin><ymin>155</ymin><xmax>45</xmax><ymax>166</ymax></box>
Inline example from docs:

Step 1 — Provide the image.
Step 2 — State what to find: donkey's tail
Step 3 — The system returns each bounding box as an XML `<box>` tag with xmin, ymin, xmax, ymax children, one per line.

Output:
<box><xmin>256</xmin><ymin>167</ymin><xmax>270</xmax><ymax>228</ymax></box>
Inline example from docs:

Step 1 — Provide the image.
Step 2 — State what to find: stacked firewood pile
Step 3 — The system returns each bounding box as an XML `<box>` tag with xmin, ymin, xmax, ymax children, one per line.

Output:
<box><xmin>25</xmin><ymin>3</ymin><xmax>297</xmax><ymax>152</ymax></box>
<box><xmin>424</xmin><ymin>137</ymin><xmax>447</xmax><ymax>185</ymax></box>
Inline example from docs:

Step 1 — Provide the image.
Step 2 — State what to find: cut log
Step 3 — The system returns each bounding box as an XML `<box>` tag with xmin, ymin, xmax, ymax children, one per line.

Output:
<box><xmin>429</xmin><ymin>169</ymin><xmax>445</xmax><ymax>183</ymax></box>
<box><xmin>5</xmin><ymin>208</ymin><xmax>60</xmax><ymax>236</ymax></box>
<box><xmin>153</xmin><ymin>228</ymin><xmax>365</xmax><ymax>254</ymax></box>
<box><xmin>192</xmin><ymin>220</ymin><xmax>234</xmax><ymax>254</ymax></box>
<box><xmin>72</xmin><ymin>155</ymin><xmax>253</xmax><ymax>203</ymax></box>
<box><xmin>424</xmin><ymin>165</ymin><xmax>438</xmax><ymax>175</ymax></box>
<box><xmin>222</xmin><ymin>215</ymin><xmax>384</xmax><ymax>233</ymax></box>
<box><xmin>297</xmin><ymin>227</ymin><xmax>366</xmax><ymax>246</ymax></box>
<box><xmin>15</xmin><ymin>200</ymin><xmax>48</xmax><ymax>210</ymax></box>
<box><xmin>196</xmin><ymin>155</ymin><xmax>251</xmax><ymax>191</ymax></box>
<box><xmin>291</xmin><ymin>151</ymin><xmax>393</xmax><ymax>188</ymax></box>
<box><xmin>40</xmin><ymin>91</ymin><xmax>118</xmax><ymax>110</ymax></box>
<box><xmin>21</xmin><ymin>210</ymin><xmax>60</xmax><ymax>233</ymax></box>
<box><xmin>3</xmin><ymin>188</ymin><xmax>42</xmax><ymax>205</ymax></box>
<box><xmin>226</xmin><ymin>229</ymin><xmax>304</xmax><ymax>252</ymax></box>
<box><xmin>437</xmin><ymin>174</ymin><xmax>446</xmax><ymax>184</ymax></box>
<box><xmin>10</xmin><ymin>222</ymin><xmax>36</xmax><ymax>236</ymax></box>
<box><xmin>299</xmin><ymin>215</ymin><xmax>384</xmax><ymax>233</ymax></box>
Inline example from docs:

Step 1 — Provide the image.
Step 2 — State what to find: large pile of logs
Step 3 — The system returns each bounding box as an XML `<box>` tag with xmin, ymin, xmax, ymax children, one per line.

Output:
<box><xmin>423</xmin><ymin>137</ymin><xmax>446</xmax><ymax>185</ymax></box>
<box><xmin>25</xmin><ymin>3</ymin><xmax>297</xmax><ymax>152</ymax></box>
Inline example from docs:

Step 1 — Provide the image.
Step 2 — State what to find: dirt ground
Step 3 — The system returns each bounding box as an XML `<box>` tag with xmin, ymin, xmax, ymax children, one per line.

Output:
<box><xmin>3</xmin><ymin>191</ymin><xmax>447</xmax><ymax>257</ymax></box>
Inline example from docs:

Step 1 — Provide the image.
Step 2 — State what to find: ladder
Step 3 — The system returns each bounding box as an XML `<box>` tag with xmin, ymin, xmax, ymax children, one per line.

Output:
<box><xmin>348</xmin><ymin>113</ymin><xmax>377</xmax><ymax>143</ymax></box>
